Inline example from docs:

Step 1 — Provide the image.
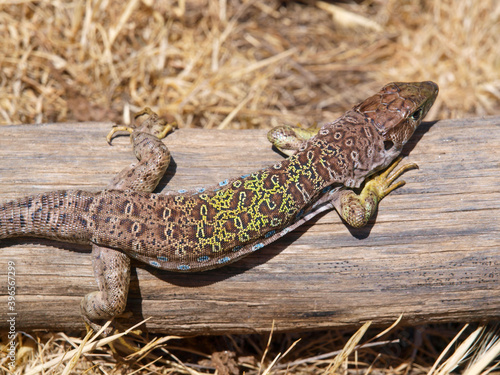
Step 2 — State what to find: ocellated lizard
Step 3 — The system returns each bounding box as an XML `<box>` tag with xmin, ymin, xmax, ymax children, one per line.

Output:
<box><xmin>0</xmin><ymin>81</ymin><xmax>438</xmax><ymax>334</ymax></box>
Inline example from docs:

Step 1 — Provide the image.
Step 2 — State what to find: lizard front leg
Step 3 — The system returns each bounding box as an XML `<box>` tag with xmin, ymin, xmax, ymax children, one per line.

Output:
<box><xmin>331</xmin><ymin>157</ymin><xmax>418</xmax><ymax>228</ymax></box>
<box><xmin>267</xmin><ymin>124</ymin><xmax>318</xmax><ymax>156</ymax></box>
<box><xmin>81</xmin><ymin>108</ymin><xmax>175</xmax><ymax>335</ymax></box>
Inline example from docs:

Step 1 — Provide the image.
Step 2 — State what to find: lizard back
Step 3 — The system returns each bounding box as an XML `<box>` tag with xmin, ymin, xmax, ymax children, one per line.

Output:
<box><xmin>88</xmin><ymin>112</ymin><xmax>390</xmax><ymax>271</ymax></box>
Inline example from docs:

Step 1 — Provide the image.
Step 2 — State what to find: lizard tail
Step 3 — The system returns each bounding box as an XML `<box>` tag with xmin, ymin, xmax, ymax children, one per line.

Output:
<box><xmin>0</xmin><ymin>190</ymin><xmax>96</xmax><ymax>244</ymax></box>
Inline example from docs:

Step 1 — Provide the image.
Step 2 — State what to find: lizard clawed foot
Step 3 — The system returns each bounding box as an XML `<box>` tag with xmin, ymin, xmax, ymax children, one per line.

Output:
<box><xmin>108</xmin><ymin>325</ymin><xmax>145</xmax><ymax>357</ymax></box>
<box><xmin>335</xmin><ymin>157</ymin><xmax>419</xmax><ymax>228</ymax></box>
<box><xmin>364</xmin><ymin>157</ymin><xmax>419</xmax><ymax>200</ymax></box>
<box><xmin>106</xmin><ymin>125</ymin><xmax>135</xmax><ymax>144</ymax></box>
<box><xmin>106</xmin><ymin>107</ymin><xmax>177</xmax><ymax>144</ymax></box>
<box><xmin>84</xmin><ymin>315</ymin><xmax>145</xmax><ymax>355</ymax></box>
<box><xmin>133</xmin><ymin>107</ymin><xmax>177</xmax><ymax>140</ymax></box>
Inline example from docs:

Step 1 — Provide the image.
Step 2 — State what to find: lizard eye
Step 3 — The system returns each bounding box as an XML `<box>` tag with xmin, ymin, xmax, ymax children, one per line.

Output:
<box><xmin>410</xmin><ymin>108</ymin><xmax>423</xmax><ymax>121</ymax></box>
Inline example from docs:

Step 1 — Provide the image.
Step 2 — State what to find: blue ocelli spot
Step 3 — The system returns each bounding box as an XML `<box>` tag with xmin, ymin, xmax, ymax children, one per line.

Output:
<box><xmin>178</xmin><ymin>264</ymin><xmax>191</xmax><ymax>271</ymax></box>
<box><xmin>219</xmin><ymin>179</ymin><xmax>229</xmax><ymax>186</ymax></box>
<box><xmin>157</xmin><ymin>256</ymin><xmax>168</xmax><ymax>262</ymax></box>
<box><xmin>232</xmin><ymin>245</ymin><xmax>243</xmax><ymax>252</ymax></box>
<box><xmin>252</xmin><ymin>243</ymin><xmax>264</xmax><ymax>252</ymax></box>
<box><xmin>178</xmin><ymin>189</ymin><xmax>188</xmax><ymax>193</ymax></box>
<box><xmin>240</xmin><ymin>173</ymin><xmax>251</xmax><ymax>178</ymax></box>
<box><xmin>150</xmin><ymin>260</ymin><xmax>161</xmax><ymax>268</ymax></box>
<box><xmin>264</xmin><ymin>230</ymin><xmax>276</xmax><ymax>238</ymax></box>
<box><xmin>197</xmin><ymin>255</ymin><xmax>210</xmax><ymax>262</ymax></box>
<box><xmin>197</xmin><ymin>187</ymin><xmax>206</xmax><ymax>193</ymax></box>
<box><xmin>217</xmin><ymin>256</ymin><xmax>231</xmax><ymax>264</ymax></box>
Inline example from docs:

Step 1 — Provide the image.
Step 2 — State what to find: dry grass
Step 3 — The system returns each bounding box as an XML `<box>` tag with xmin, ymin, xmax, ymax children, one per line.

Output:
<box><xmin>1</xmin><ymin>0</ymin><xmax>500</xmax><ymax>127</ymax></box>
<box><xmin>1</xmin><ymin>0</ymin><xmax>500</xmax><ymax>373</ymax></box>
<box><xmin>3</xmin><ymin>321</ymin><xmax>500</xmax><ymax>374</ymax></box>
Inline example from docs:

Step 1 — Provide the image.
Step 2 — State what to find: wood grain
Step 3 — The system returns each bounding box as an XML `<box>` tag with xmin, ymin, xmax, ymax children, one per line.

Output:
<box><xmin>0</xmin><ymin>117</ymin><xmax>499</xmax><ymax>335</ymax></box>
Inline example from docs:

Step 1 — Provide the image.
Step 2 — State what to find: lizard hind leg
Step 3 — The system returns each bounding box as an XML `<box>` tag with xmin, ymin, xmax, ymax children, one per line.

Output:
<box><xmin>132</xmin><ymin>107</ymin><xmax>177</xmax><ymax>141</ymax></box>
<box><xmin>108</xmin><ymin>108</ymin><xmax>176</xmax><ymax>192</ymax></box>
<box><xmin>332</xmin><ymin>157</ymin><xmax>418</xmax><ymax>228</ymax></box>
<box><xmin>81</xmin><ymin>246</ymin><xmax>131</xmax><ymax>336</ymax></box>
<box><xmin>82</xmin><ymin>108</ymin><xmax>175</xmax><ymax>336</ymax></box>
<box><xmin>106</xmin><ymin>107</ymin><xmax>177</xmax><ymax>144</ymax></box>
<box><xmin>267</xmin><ymin>124</ymin><xmax>318</xmax><ymax>156</ymax></box>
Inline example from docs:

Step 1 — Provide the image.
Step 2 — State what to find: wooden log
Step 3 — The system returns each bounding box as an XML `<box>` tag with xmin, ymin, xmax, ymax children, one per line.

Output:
<box><xmin>0</xmin><ymin>116</ymin><xmax>499</xmax><ymax>335</ymax></box>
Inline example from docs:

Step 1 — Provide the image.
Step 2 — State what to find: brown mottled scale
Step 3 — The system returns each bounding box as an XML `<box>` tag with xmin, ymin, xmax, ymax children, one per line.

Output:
<box><xmin>0</xmin><ymin>82</ymin><xmax>438</xmax><ymax>334</ymax></box>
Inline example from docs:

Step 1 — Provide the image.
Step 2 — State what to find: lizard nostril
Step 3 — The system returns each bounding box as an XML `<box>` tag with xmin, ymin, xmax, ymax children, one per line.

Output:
<box><xmin>384</xmin><ymin>140</ymin><xmax>394</xmax><ymax>150</ymax></box>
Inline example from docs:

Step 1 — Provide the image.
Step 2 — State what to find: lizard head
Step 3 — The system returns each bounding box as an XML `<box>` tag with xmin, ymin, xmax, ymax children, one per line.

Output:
<box><xmin>354</xmin><ymin>81</ymin><xmax>439</xmax><ymax>151</ymax></box>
